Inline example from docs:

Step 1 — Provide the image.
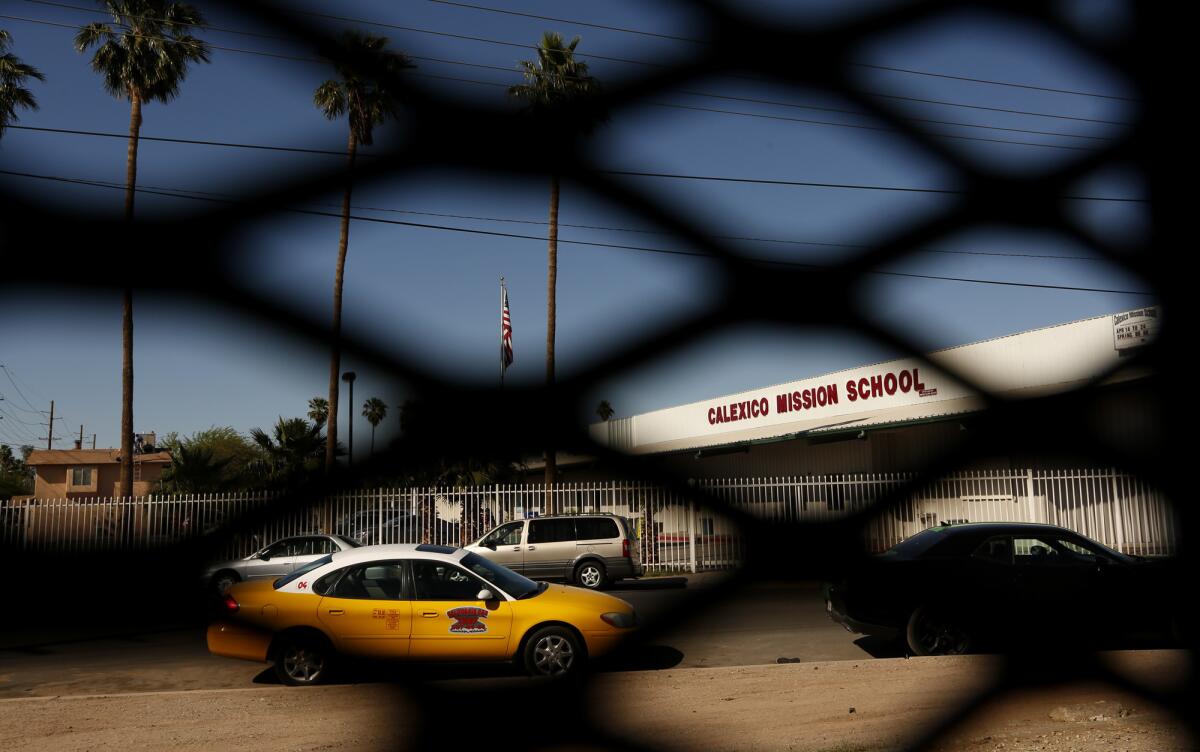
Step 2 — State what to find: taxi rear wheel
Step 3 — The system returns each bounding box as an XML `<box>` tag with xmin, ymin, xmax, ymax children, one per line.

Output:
<box><xmin>523</xmin><ymin>626</ymin><xmax>581</xmax><ymax>677</ymax></box>
<box><xmin>574</xmin><ymin>561</ymin><xmax>607</xmax><ymax>590</ymax></box>
<box><xmin>273</xmin><ymin>635</ymin><xmax>331</xmax><ymax>686</ymax></box>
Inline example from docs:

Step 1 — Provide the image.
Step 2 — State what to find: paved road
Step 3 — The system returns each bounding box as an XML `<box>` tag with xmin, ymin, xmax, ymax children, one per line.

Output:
<box><xmin>0</xmin><ymin>576</ymin><xmax>871</xmax><ymax>698</ymax></box>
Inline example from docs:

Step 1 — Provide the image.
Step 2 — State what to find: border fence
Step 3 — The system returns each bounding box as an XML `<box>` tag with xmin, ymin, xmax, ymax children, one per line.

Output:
<box><xmin>2</xmin><ymin>469</ymin><xmax>1177</xmax><ymax>568</ymax></box>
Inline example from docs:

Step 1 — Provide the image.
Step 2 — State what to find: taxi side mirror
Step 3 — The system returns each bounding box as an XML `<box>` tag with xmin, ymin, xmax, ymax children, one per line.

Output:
<box><xmin>477</xmin><ymin>588</ymin><xmax>497</xmax><ymax>601</ymax></box>
<box><xmin>484</xmin><ymin>541</ymin><xmax>496</xmax><ymax>550</ymax></box>
<box><xmin>258</xmin><ymin>552</ymin><xmax>271</xmax><ymax>561</ymax></box>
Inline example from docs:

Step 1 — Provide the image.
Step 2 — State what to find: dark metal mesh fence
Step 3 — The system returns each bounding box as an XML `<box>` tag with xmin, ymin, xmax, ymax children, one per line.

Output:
<box><xmin>0</xmin><ymin>1</ymin><xmax>1190</xmax><ymax>749</ymax></box>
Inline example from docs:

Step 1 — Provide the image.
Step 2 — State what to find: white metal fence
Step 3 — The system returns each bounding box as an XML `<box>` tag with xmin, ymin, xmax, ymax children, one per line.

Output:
<box><xmin>0</xmin><ymin>469</ymin><xmax>1178</xmax><ymax>569</ymax></box>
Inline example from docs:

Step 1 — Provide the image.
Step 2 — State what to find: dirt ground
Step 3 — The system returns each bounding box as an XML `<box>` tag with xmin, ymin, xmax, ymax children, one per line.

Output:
<box><xmin>0</xmin><ymin>651</ymin><xmax>1190</xmax><ymax>751</ymax></box>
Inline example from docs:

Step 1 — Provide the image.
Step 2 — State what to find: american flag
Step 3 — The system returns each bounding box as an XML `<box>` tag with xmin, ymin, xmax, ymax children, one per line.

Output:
<box><xmin>501</xmin><ymin>283</ymin><xmax>514</xmax><ymax>370</ymax></box>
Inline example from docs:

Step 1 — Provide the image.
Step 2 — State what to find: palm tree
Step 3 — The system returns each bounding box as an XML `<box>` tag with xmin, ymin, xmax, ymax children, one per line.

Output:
<box><xmin>75</xmin><ymin>1</ymin><xmax>210</xmax><ymax>497</ymax></box>
<box><xmin>510</xmin><ymin>32</ymin><xmax>603</xmax><ymax>514</ymax></box>
<box><xmin>0</xmin><ymin>30</ymin><xmax>44</xmax><ymax>138</ymax></box>
<box><xmin>314</xmin><ymin>30</ymin><xmax>413</xmax><ymax>474</ymax></box>
<box><xmin>595</xmin><ymin>400</ymin><xmax>614</xmax><ymax>421</ymax></box>
<box><xmin>162</xmin><ymin>443</ymin><xmax>230</xmax><ymax>493</ymax></box>
<box><xmin>307</xmin><ymin>397</ymin><xmax>329</xmax><ymax>427</ymax></box>
<box><xmin>249</xmin><ymin>417</ymin><xmax>327</xmax><ymax>488</ymax></box>
<box><xmin>362</xmin><ymin>397</ymin><xmax>387</xmax><ymax>454</ymax></box>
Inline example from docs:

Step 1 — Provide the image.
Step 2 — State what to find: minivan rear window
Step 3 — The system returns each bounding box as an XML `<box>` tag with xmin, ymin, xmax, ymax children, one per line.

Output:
<box><xmin>576</xmin><ymin>517</ymin><xmax>619</xmax><ymax>540</ymax></box>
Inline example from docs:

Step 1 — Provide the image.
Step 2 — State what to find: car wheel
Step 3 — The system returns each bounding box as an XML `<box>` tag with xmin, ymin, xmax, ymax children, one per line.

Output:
<box><xmin>211</xmin><ymin>570</ymin><xmax>239</xmax><ymax>595</ymax></box>
<box><xmin>905</xmin><ymin>606</ymin><xmax>971</xmax><ymax>656</ymax></box>
<box><xmin>524</xmin><ymin>626</ymin><xmax>581</xmax><ymax>677</ymax></box>
<box><xmin>574</xmin><ymin>561</ymin><xmax>607</xmax><ymax>590</ymax></box>
<box><xmin>273</xmin><ymin>635</ymin><xmax>332</xmax><ymax>686</ymax></box>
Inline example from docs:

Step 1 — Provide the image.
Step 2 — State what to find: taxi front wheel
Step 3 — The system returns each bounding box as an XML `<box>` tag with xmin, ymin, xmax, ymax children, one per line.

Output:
<box><xmin>274</xmin><ymin>635</ymin><xmax>332</xmax><ymax>686</ymax></box>
<box><xmin>523</xmin><ymin>626</ymin><xmax>581</xmax><ymax>677</ymax></box>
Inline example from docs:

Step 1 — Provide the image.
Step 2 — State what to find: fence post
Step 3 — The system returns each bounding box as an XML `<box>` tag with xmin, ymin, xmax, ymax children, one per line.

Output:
<box><xmin>1024</xmin><ymin>468</ymin><xmax>1036</xmax><ymax>523</ymax></box>
<box><xmin>687</xmin><ymin>499</ymin><xmax>697</xmax><ymax>573</ymax></box>
<box><xmin>1109</xmin><ymin>468</ymin><xmax>1127</xmax><ymax>553</ymax></box>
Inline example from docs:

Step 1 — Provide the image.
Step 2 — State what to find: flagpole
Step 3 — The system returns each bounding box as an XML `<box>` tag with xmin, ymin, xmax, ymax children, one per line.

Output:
<box><xmin>500</xmin><ymin>276</ymin><xmax>505</xmax><ymax>391</ymax></box>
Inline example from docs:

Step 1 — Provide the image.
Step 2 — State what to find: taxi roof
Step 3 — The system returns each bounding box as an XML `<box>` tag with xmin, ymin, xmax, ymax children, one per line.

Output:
<box><xmin>328</xmin><ymin>543</ymin><xmax>468</xmax><ymax>566</ymax></box>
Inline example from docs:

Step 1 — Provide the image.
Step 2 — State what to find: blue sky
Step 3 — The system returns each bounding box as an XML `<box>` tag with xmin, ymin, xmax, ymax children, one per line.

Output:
<box><xmin>0</xmin><ymin>0</ymin><xmax>1152</xmax><ymax>455</ymax></box>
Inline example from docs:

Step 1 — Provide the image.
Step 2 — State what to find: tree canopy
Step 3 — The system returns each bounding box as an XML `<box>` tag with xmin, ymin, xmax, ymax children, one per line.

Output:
<box><xmin>74</xmin><ymin>0</ymin><xmax>210</xmax><ymax>104</ymax></box>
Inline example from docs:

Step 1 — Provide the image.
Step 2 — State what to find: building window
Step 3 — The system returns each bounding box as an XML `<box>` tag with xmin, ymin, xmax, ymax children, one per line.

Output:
<box><xmin>71</xmin><ymin>467</ymin><xmax>93</xmax><ymax>486</ymax></box>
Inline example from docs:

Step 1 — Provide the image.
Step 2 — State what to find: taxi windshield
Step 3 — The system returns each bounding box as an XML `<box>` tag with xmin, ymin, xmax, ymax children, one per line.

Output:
<box><xmin>274</xmin><ymin>554</ymin><xmax>333</xmax><ymax>589</ymax></box>
<box><xmin>460</xmin><ymin>552</ymin><xmax>541</xmax><ymax>600</ymax></box>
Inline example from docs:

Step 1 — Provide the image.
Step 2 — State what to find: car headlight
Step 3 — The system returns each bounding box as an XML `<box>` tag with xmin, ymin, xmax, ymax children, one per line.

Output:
<box><xmin>601</xmin><ymin>611</ymin><xmax>637</xmax><ymax>628</ymax></box>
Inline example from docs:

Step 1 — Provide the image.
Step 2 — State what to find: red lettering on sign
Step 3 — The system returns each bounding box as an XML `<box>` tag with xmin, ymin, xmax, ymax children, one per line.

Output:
<box><xmin>708</xmin><ymin>407</ymin><xmax>716</xmax><ymax>424</ymax></box>
<box><xmin>899</xmin><ymin>370</ymin><xmax>913</xmax><ymax>392</ymax></box>
<box><xmin>884</xmin><ymin>372</ymin><xmax>897</xmax><ymax>395</ymax></box>
<box><xmin>914</xmin><ymin>368</ymin><xmax>926</xmax><ymax>392</ymax></box>
<box><xmin>827</xmin><ymin>383</ymin><xmax>839</xmax><ymax>405</ymax></box>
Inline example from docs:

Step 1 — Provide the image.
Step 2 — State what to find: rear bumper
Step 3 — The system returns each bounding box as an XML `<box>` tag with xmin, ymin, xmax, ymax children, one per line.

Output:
<box><xmin>207</xmin><ymin>620</ymin><xmax>272</xmax><ymax>663</ymax></box>
<box><xmin>608</xmin><ymin>559</ymin><xmax>644</xmax><ymax>579</ymax></box>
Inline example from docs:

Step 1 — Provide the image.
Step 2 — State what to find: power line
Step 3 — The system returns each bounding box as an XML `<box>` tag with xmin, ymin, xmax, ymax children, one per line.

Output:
<box><xmin>0</xmin><ymin>167</ymin><xmax>1154</xmax><ymax>296</ymax></box>
<box><xmin>1</xmin><ymin>125</ymin><xmax>1144</xmax><ymax>200</ymax></box>
<box><xmin>0</xmin><ymin>403</ymin><xmax>43</xmax><ymax>429</ymax></box>
<box><xmin>0</xmin><ymin>365</ymin><xmax>45</xmax><ymax>414</ymax></box>
<box><xmin>15</xmin><ymin>0</ymin><xmax>1138</xmax><ymax>112</ymax></box>
<box><xmin>601</xmin><ymin>169</ymin><xmax>1143</xmax><ymax>202</ymax></box>
<box><xmin>6</xmin><ymin>7</ymin><xmax>1127</xmax><ymax>147</ymax></box>
<box><xmin>421</xmin><ymin>0</ymin><xmax>1138</xmax><ymax>101</ymax></box>
<box><xmin>0</xmin><ymin>164</ymin><xmax>1111</xmax><ymax>261</ymax></box>
<box><xmin>651</xmin><ymin>102</ymin><xmax>1096</xmax><ymax>151</ymax></box>
<box><xmin>426</xmin><ymin>0</ymin><xmax>704</xmax><ymax>44</ymax></box>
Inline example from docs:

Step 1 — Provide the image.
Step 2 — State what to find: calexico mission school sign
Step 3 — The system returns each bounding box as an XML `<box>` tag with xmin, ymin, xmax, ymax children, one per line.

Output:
<box><xmin>707</xmin><ymin>367</ymin><xmax>934</xmax><ymax>425</ymax></box>
<box><xmin>592</xmin><ymin>308</ymin><xmax>1158</xmax><ymax>454</ymax></box>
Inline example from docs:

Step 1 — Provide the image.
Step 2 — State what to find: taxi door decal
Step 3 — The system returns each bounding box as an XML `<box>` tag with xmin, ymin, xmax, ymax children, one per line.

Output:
<box><xmin>447</xmin><ymin>606</ymin><xmax>489</xmax><ymax>634</ymax></box>
<box><xmin>372</xmin><ymin>608</ymin><xmax>406</xmax><ymax>630</ymax></box>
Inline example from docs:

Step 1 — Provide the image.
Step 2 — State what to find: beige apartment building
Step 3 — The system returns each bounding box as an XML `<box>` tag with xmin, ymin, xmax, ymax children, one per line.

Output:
<box><xmin>23</xmin><ymin>448</ymin><xmax>172</xmax><ymax>499</ymax></box>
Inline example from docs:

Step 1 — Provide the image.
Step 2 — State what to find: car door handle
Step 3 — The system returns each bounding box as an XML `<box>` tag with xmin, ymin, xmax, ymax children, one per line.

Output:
<box><xmin>527</xmin><ymin>545</ymin><xmax>536</xmax><ymax>551</ymax></box>
<box><xmin>420</xmin><ymin>610</ymin><xmax>438</xmax><ymax>618</ymax></box>
<box><xmin>511</xmin><ymin>546</ymin><xmax>521</xmax><ymax>552</ymax></box>
<box><xmin>327</xmin><ymin>609</ymin><xmax>345</xmax><ymax>616</ymax></box>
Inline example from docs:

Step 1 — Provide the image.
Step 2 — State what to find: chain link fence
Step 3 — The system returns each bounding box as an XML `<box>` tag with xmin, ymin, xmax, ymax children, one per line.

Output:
<box><xmin>0</xmin><ymin>0</ymin><xmax>1189</xmax><ymax>750</ymax></box>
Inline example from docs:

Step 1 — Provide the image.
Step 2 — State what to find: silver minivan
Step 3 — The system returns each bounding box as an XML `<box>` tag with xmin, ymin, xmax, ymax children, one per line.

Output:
<box><xmin>465</xmin><ymin>514</ymin><xmax>644</xmax><ymax>590</ymax></box>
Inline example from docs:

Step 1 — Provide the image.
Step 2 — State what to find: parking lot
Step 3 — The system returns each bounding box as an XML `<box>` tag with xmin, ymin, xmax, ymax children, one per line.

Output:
<box><xmin>1</xmin><ymin>575</ymin><xmax>1190</xmax><ymax>751</ymax></box>
<box><xmin>0</xmin><ymin>576</ymin><xmax>870</xmax><ymax>698</ymax></box>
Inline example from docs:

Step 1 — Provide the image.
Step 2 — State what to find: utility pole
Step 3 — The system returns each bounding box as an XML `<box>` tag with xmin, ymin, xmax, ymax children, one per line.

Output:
<box><xmin>45</xmin><ymin>400</ymin><xmax>54</xmax><ymax>450</ymax></box>
<box><xmin>92</xmin><ymin>433</ymin><xmax>97</xmax><ymax>450</ymax></box>
<box><xmin>79</xmin><ymin>424</ymin><xmax>84</xmax><ymax>451</ymax></box>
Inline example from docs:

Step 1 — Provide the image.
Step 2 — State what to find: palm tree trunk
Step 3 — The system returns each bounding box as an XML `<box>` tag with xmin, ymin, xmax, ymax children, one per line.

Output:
<box><xmin>370</xmin><ymin>425</ymin><xmax>376</xmax><ymax>455</ymax></box>
<box><xmin>324</xmin><ymin>129</ymin><xmax>358</xmax><ymax>473</ymax></box>
<box><xmin>544</xmin><ymin>173</ymin><xmax>559</xmax><ymax>515</ymax></box>
<box><xmin>119</xmin><ymin>91</ymin><xmax>142</xmax><ymax>499</ymax></box>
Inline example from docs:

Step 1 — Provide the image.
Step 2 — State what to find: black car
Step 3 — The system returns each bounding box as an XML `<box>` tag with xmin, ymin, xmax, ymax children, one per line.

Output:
<box><xmin>825</xmin><ymin>522</ymin><xmax>1181</xmax><ymax>655</ymax></box>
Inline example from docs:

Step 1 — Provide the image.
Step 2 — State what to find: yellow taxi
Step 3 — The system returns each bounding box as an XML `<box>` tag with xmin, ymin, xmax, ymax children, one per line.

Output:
<box><xmin>207</xmin><ymin>543</ymin><xmax>639</xmax><ymax>684</ymax></box>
